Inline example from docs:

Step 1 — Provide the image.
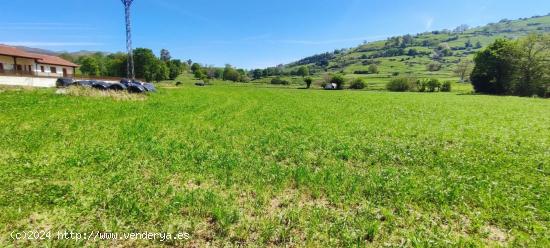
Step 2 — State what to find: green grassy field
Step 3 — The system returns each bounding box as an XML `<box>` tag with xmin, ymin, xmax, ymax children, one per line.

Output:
<box><xmin>0</xmin><ymin>84</ymin><xmax>549</xmax><ymax>247</ymax></box>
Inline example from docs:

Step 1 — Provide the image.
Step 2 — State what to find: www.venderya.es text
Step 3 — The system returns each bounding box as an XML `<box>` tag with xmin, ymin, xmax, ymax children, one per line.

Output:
<box><xmin>10</xmin><ymin>230</ymin><xmax>191</xmax><ymax>242</ymax></box>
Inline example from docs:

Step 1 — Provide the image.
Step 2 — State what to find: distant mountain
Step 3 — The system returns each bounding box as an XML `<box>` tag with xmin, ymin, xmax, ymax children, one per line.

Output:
<box><xmin>16</xmin><ymin>46</ymin><xmax>108</xmax><ymax>58</ymax></box>
<box><xmin>15</xmin><ymin>46</ymin><xmax>59</xmax><ymax>55</ymax></box>
<box><xmin>282</xmin><ymin>14</ymin><xmax>550</xmax><ymax>81</ymax></box>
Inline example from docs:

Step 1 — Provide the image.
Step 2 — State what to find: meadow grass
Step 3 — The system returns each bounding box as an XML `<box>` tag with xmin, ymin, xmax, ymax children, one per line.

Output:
<box><xmin>0</xmin><ymin>84</ymin><xmax>548</xmax><ymax>247</ymax></box>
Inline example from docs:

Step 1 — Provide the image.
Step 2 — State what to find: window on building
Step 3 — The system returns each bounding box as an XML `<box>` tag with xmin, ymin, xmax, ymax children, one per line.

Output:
<box><xmin>0</xmin><ymin>63</ymin><xmax>4</xmax><ymax>72</ymax></box>
<box><xmin>17</xmin><ymin>65</ymin><xmax>22</xmax><ymax>71</ymax></box>
<box><xmin>50</xmin><ymin>67</ymin><xmax>57</xmax><ymax>73</ymax></box>
<box><xmin>28</xmin><ymin>65</ymin><xmax>32</xmax><ymax>71</ymax></box>
<box><xmin>40</xmin><ymin>66</ymin><xmax>45</xmax><ymax>72</ymax></box>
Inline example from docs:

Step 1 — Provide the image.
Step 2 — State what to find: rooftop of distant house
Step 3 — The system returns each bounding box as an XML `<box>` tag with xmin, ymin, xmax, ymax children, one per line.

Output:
<box><xmin>0</xmin><ymin>44</ymin><xmax>78</xmax><ymax>67</ymax></box>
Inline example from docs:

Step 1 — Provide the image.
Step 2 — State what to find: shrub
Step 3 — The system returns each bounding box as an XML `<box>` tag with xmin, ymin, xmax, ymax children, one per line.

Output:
<box><xmin>392</xmin><ymin>72</ymin><xmax>400</xmax><ymax>76</ymax></box>
<box><xmin>441</xmin><ymin>81</ymin><xmax>452</xmax><ymax>92</ymax></box>
<box><xmin>427</xmin><ymin>62</ymin><xmax>442</xmax><ymax>71</ymax></box>
<box><xmin>368</xmin><ymin>64</ymin><xmax>379</xmax><ymax>74</ymax></box>
<box><xmin>271</xmin><ymin>77</ymin><xmax>290</xmax><ymax>85</ymax></box>
<box><xmin>417</xmin><ymin>80</ymin><xmax>427</xmax><ymax>92</ymax></box>
<box><xmin>349</xmin><ymin>78</ymin><xmax>367</xmax><ymax>90</ymax></box>
<box><xmin>387</xmin><ymin>78</ymin><xmax>414</xmax><ymax>92</ymax></box>
<box><xmin>330</xmin><ymin>74</ymin><xmax>346</xmax><ymax>90</ymax></box>
<box><xmin>426</xmin><ymin>78</ymin><xmax>441</xmax><ymax>92</ymax></box>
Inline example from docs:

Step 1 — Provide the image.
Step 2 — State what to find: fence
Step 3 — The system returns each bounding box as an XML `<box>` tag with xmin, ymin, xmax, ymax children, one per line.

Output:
<box><xmin>0</xmin><ymin>70</ymin><xmax>145</xmax><ymax>83</ymax></box>
<box><xmin>0</xmin><ymin>69</ymin><xmax>72</xmax><ymax>78</ymax></box>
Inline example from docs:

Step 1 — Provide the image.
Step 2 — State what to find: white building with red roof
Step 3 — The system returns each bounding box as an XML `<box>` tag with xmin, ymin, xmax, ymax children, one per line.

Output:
<box><xmin>0</xmin><ymin>44</ymin><xmax>79</xmax><ymax>78</ymax></box>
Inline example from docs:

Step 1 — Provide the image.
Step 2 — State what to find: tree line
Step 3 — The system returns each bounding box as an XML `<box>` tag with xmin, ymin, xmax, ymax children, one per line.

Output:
<box><xmin>62</xmin><ymin>48</ymin><xmax>189</xmax><ymax>82</ymax></box>
<box><xmin>471</xmin><ymin>34</ymin><xmax>549</xmax><ymax>97</ymax></box>
<box><xmin>190</xmin><ymin>63</ymin><xmax>251</xmax><ymax>82</ymax></box>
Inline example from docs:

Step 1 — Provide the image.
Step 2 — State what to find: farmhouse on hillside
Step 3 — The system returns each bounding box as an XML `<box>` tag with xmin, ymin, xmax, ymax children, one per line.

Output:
<box><xmin>0</xmin><ymin>44</ymin><xmax>78</xmax><ymax>78</ymax></box>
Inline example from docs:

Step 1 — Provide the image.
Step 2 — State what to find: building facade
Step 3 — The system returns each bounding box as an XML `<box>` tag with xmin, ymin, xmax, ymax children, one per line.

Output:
<box><xmin>0</xmin><ymin>45</ymin><xmax>78</xmax><ymax>78</ymax></box>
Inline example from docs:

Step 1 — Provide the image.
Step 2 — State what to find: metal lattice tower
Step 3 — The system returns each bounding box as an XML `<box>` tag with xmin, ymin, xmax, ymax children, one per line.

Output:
<box><xmin>121</xmin><ymin>0</ymin><xmax>135</xmax><ymax>80</ymax></box>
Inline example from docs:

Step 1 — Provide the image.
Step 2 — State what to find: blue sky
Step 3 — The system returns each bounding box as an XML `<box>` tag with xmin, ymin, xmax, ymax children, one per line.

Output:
<box><xmin>0</xmin><ymin>0</ymin><xmax>548</xmax><ymax>68</ymax></box>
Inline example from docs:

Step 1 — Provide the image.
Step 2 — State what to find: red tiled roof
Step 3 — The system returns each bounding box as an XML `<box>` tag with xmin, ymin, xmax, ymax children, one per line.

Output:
<box><xmin>30</xmin><ymin>53</ymin><xmax>79</xmax><ymax>67</ymax></box>
<box><xmin>0</xmin><ymin>44</ymin><xmax>38</xmax><ymax>59</ymax></box>
<box><xmin>0</xmin><ymin>44</ymin><xmax>79</xmax><ymax>67</ymax></box>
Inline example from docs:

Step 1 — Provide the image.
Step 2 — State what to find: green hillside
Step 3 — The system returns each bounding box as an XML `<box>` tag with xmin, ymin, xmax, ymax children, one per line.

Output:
<box><xmin>280</xmin><ymin>14</ymin><xmax>550</xmax><ymax>88</ymax></box>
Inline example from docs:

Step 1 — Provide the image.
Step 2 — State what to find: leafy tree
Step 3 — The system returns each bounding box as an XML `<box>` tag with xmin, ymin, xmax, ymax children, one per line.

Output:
<box><xmin>187</xmin><ymin>59</ymin><xmax>193</xmax><ymax>66</ymax></box>
<box><xmin>191</xmin><ymin>63</ymin><xmax>202</xmax><ymax>73</ymax></box>
<box><xmin>105</xmin><ymin>53</ymin><xmax>127</xmax><ymax>77</ymax></box>
<box><xmin>167</xmin><ymin>60</ymin><xmax>183</xmax><ymax>80</ymax></box>
<box><xmin>133</xmin><ymin>48</ymin><xmax>160</xmax><ymax>81</ymax></box>
<box><xmin>223</xmin><ymin>65</ymin><xmax>241</xmax><ymax>82</ymax></box>
<box><xmin>304</xmin><ymin>77</ymin><xmax>313</xmax><ymax>89</ymax></box>
<box><xmin>514</xmin><ymin>33</ymin><xmax>550</xmax><ymax>96</ymax></box>
<box><xmin>317</xmin><ymin>60</ymin><xmax>329</xmax><ymax>67</ymax></box>
<box><xmin>160</xmin><ymin>49</ymin><xmax>171</xmax><ymax>62</ymax></box>
<box><xmin>471</xmin><ymin>39</ymin><xmax>518</xmax><ymax>94</ymax></box>
<box><xmin>454</xmin><ymin>59</ymin><xmax>473</xmax><ymax>82</ymax></box>
<box><xmin>465</xmin><ymin>39</ymin><xmax>473</xmax><ymax>48</ymax></box>
<box><xmin>197</xmin><ymin>69</ymin><xmax>206</xmax><ymax>80</ymax></box>
<box><xmin>214</xmin><ymin>68</ymin><xmax>224</xmax><ymax>79</ymax></box>
<box><xmin>330</xmin><ymin>74</ymin><xmax>346</xmax><ymax>90</ymax></box>
<box><xmin>151</xmin><ymin>61</ymin><xmax>169</xmax><ymax>82</ymax></box>
<box><xmin>79</xmin><ymin>57</ymin><xmax>101</xmax><ymax>76</ymax></box>
<box><xmin>251</xmin><ymin>69</ymin><xmax>263</xmax><ymax>80</ymax></box>
<box><xmin>407</xmin><ymin>48</ymin><xmax>419</xmax><ymax>56</ymax></box>
<box><xmin>475</xmin><ymin>41</ymin><xmax>483</xmax><ymax>49</ymax></box>
<box><xmin>453</xmin><ymin>24</ymin><xmax>469</xmax><ymax>33</ymax></box>
<box><xmin>402</xmin><ymin>34</ymin><xmax>414</xmax><ymax>46</ymax></box>
<box><xmin>432</xmin><ymin>43</ymin><xmax>452</xmax><ymax>59</ymax></box>
<box><xmin>296</xmin><ymin>66</ymin><xmax>310</xmax><ymax>77</ymax></box>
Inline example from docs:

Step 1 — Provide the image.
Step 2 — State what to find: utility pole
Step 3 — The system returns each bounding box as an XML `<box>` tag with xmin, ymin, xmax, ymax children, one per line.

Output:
<box><xmin>121</xmin><ymin>0</ymin><xmax>135</xmax><ymax>80</ymax></box>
